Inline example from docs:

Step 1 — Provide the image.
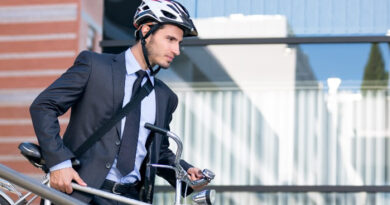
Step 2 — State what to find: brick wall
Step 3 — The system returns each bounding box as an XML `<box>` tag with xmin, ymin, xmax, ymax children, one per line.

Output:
<box><xmin>0</xmin><ymin>0</ymin><xmax>102</xmax><ymax>201</ymax></box>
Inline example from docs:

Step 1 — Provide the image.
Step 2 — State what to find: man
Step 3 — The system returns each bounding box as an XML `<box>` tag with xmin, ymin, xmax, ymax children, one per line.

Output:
<box><xmin>30</xmin><ymin>0</ymin><xmax>207</xmax><ymax>204</ymax></box>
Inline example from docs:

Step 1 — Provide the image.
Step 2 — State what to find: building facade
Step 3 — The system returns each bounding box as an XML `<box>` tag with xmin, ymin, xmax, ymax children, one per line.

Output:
<box><xmin>0</xmin><ymin>0</ymin><xmax>102</xmax><ymax>181</ymax></box>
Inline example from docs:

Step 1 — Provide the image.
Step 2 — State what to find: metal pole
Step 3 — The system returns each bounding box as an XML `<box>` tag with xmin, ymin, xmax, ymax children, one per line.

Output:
<box><xmin>0</xmin><ymin>164</ymin><xmax>86</xmax><ymax>205</ymax></box>
<box><xmin>100</xmin><ymin>36</ymin><xmax>390</xmax><ymax>48</ymax></box>
<box><xmin>71</xmin><ymin>183</ymin><xmax>151</xmax><ymax>205</ymax></box>
<box><xmin>174</xmin><ymin>179</ymin><xmax>182</xmax><ymax>205</ymax></box>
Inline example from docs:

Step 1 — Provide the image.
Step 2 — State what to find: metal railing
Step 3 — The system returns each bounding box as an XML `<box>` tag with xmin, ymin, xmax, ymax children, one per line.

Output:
<box><xmin>0</xmin><ymin>164</ymin><xmax>86</xmax><ymax>205</ymax></box>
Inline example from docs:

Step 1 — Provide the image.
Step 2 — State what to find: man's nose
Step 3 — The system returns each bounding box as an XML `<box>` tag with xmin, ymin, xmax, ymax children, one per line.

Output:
<box><xmin>172</xmin><ymin>43</ymin><xmax>180</xmax><ymax>56</ymax></box>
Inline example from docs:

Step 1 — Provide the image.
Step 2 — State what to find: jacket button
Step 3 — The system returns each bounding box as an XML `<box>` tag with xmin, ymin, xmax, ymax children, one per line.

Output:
<box><xmin>105</xmin><ymin>163</ymin><xmax>111</xmax><ymax>169</ymax></box>
<box><xmin>115</xmin><ymin>140</ymin><xmax>120</xmax><ymax>146</ymax></box>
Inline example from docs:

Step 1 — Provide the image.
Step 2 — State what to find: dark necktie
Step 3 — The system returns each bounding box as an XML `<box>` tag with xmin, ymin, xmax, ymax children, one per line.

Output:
<box><xmin>117</xmin><ymin>70</ymin><xmax>147</xmax><ymax>176</ymax></box>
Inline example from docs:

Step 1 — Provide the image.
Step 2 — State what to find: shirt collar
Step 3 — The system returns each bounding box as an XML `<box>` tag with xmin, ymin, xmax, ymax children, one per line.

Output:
<box><xmin>124</xmin><ymin>48</ymin><xmax>152</xmax><ymax>78</ymax></box>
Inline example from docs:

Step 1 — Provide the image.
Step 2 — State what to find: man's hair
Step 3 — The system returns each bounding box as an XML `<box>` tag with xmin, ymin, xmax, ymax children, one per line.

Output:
<box><xmin>135</xmin><ymin>24</ymin><xmax>167</xmax><ymax>42</ymax></box>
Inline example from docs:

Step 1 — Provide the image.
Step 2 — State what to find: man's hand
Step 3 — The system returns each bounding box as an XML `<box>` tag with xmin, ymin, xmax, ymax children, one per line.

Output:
<box><xmin>187</xmin><ymin>167</ymin><xmax>208</xmax><ymax>191</ymax></box>
<box><xmin>50</xmin><ymin>167</ymin><xmax>87</xmax><ymax>194</ymax></box>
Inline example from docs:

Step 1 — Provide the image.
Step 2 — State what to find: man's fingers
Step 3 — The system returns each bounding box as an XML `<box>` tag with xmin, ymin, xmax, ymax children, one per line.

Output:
<box><xmin>186</xmin><ymin>168</ymin><xmax>210</xmax><ymax>191</ymax></box>
<box><xmin>52</xmin><ymin>176</ymin><xmax>72</xmax><ymax>193</ymax></box>
<box><xmin>50</xmin><ymin>167</ymin><xmax>86</xmax><ymax>194</ymax></box>
<box><xmin>190</xmin><ymin>173</ymin><xmax>197</xmax><ymax>181</ymax></box>
<box><xmin>195</xmin><ymin>170</ymin><xmax>204</xmax><ymax>178</ymax></box>
<box><xmin>73</xmin><ymin>172</ymin><xmax>87</xmax><ymax>186</ymax></box>
<box><xmin>51</xmin><ymin>179</ymin><xmax>67</xmax><ymax>193</ymax></box>
<box><xmin>187</xmin><ymin>168</ymin><xmax>205</xmax><ymax>181</ymax></box>
<box><xmin>64</xmin><ymin>183</ymin><xmax>73</xmax><ymax>194</ymax></box>
<box><xmin>187</xmin><ymin>173</ymin><xmax>195</xmax><ymax>181</ymax></box>
<box><xmin>191</xmin><ymin>169</ymin><xmax>203</xmax><ymax>180</ymax></box>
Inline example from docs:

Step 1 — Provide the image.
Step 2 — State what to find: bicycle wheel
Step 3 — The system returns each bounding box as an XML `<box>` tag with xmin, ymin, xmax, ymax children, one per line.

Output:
<box><xmin>0</xmin><ymin>194</ymin><xmax>11</xmax><ymax>205</ymax></box>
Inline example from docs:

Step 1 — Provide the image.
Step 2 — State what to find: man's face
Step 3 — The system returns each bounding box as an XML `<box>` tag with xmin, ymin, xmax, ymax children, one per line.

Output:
<box><xmin>145</xmin><ymin>24</ymin><xmax>184</xmax><ymax>68</ymax></box>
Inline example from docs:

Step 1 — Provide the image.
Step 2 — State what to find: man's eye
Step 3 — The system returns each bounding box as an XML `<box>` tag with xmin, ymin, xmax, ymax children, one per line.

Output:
<box><xmin>168</xmin><ymin>36</ymin><xmax>178</xmax><ymax>41</ymax></box>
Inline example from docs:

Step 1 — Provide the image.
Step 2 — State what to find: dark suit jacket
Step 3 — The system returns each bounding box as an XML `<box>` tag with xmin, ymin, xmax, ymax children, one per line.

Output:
<box><xmin>30</xmin><ymin>50</ymin><xmax>193</xmax><ymax>203</ymax></box>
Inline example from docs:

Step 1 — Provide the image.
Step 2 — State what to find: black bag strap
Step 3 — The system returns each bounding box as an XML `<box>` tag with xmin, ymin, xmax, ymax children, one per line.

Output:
<box><xmin>74</xmin><ymin>77</ymin><xmax>154</xmax><ymax>157</ymax></box>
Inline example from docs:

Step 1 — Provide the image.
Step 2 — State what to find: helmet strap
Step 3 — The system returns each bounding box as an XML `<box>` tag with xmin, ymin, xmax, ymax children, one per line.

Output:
<box><xmin>139</xmin><ymin>24</ymin><xmax>162</xmax><ymax>76</ymax></box>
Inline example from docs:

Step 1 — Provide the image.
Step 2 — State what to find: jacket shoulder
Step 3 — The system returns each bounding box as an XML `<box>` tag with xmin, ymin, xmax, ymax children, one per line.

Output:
<box><xmin>76</xmin><ymin>50</ymin><xmax>116</xmax><ymax>65</ymax></box>
<box><xmin>155</xmin><ymin>78</ymin><xmax>176</xmax><ymax>97</ymax></box>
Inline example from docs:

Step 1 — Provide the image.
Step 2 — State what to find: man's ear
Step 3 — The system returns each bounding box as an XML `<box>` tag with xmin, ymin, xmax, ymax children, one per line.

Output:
<box><xmin>141</xmin><ymin>25</ymin><xmax>151</xmax><ymax>37</ymax></box>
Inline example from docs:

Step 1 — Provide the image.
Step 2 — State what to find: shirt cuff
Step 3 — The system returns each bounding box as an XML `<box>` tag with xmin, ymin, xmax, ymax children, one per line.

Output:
<box><xmin>50</xmin><ymin>160</ymin><xmax>72</xmax><ymax>172</ymax></box>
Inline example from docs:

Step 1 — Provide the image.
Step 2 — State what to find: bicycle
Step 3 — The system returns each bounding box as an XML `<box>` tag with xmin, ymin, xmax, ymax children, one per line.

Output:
<box><xmin>0</xmin><ymin>123</ymin><xmax>215</xmax><ymax>205</ymax></box>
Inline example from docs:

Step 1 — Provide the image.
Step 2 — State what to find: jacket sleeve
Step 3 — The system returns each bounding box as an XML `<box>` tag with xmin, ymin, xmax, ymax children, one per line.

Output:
<box><xmin>156</xmin><ymin>93</ymin><xmax>194</xmax><ymax>196</ymax></box>
<box><xmin>30</xmin><ymin>51</ymin><xmax>92</xmax><ymax>168</ymax></box>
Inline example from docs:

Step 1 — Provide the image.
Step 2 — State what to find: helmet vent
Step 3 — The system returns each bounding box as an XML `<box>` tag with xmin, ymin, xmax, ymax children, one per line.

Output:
<box><xmin>167</xmin><ymin>4</ymin><xmax>179</xmax><ymax>13</ymax></box>
<box><xmin>142</xmin><ymin>5</ymin><xmax>149</xmax><ymax>10</ymax></box>
<box><xmin>162</xmin><ymin>10</ymin><xmax>176</xmax><ymax>19</ymax></box>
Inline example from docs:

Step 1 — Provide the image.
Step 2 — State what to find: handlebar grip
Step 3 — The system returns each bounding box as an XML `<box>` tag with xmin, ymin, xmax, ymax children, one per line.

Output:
<box><xmin>144</xmin><ymin>123</ymin><xmax>168</xmax><ymax>135</ymax></box>
<box><xmin>191</xmin><ymin>169</ymin><xmax>215</xmax><ymax>187</ymax></box>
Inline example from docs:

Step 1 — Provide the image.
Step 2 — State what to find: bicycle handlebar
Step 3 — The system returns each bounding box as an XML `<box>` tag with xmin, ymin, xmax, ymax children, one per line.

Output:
<box><xmin>144</xmin><ymin>123</ymin><xmax>168</xmax><ymax>135</ymax></box>
<box><xmin>144</xmin><ymin>123</ymin><xmax>215</xmax><ymax>202</ymax></box>
<box><xmin>144</xmin><ymin>123</ymin><xmax>182</xmax><ymax>166</ymax></box>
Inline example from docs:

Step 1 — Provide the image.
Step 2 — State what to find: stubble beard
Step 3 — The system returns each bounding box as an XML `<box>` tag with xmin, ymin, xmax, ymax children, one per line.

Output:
<box><xmin>145</xmin><ymin>37</ymin><xmax>170</xmax><ymax>69</ymax></box>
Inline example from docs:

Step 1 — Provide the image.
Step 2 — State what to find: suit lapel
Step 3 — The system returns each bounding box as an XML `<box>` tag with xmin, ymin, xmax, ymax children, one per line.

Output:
<box><xmin>111</xmin><ymin>51</ymin><xmax>127</xmax><ymax>136</ymax></box>
<box><xmin>154</xmin><ymin>80</ymin><xmax>166</xmax><ymax>129</ymax></box>
<box><xmin>151</xmin><ymin>79</ymin><xmax>168</xmax><ymax>161</ymax></box>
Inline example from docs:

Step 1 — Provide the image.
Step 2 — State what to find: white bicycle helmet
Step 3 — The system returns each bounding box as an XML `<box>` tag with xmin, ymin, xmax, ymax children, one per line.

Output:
<box><xmin>133</xmin><ymin>0</ymin><xmax>198</xmax><ymax>37</ymax></box>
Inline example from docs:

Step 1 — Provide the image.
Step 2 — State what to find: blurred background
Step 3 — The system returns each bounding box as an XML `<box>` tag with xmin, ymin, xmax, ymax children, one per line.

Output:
<box><xmin>1</xmin><ymin>0</ymin><xmax>390</xmax><ymax>204</ymax></box>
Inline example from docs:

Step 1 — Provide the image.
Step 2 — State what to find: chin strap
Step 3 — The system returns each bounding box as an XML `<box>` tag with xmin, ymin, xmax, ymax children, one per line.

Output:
<box><xmin>139</xmin><ymin>24</ymin><xmax>163</xmax><ymax>76</ymax></box>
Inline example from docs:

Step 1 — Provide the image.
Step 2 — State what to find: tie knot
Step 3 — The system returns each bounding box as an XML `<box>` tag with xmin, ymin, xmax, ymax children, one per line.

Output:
<box><xmin>136</xmin><ymin>70</ymin><xmax>147</xmax><ymax>79</ymax></box>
